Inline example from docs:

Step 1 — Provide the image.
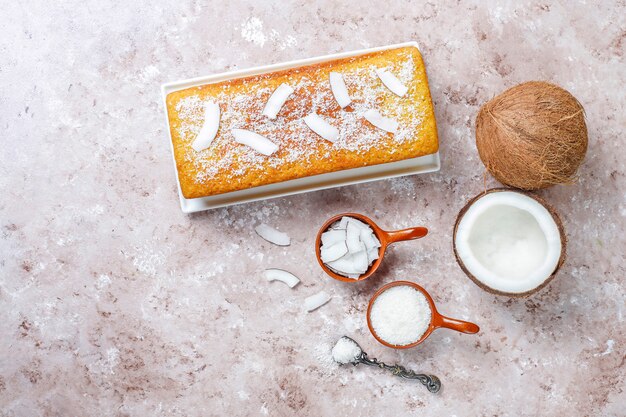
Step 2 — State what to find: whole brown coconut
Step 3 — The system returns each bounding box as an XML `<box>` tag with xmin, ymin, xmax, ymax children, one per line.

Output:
<box><xmin>476</xmin><ymin>81</ymin><xmax>588</xmax><ymax>190</ymax></box>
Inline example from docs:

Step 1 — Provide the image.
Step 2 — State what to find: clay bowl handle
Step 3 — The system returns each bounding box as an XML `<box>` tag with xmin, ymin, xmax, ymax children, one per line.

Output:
<box><xmin>383</xmin><ymin>227</ymin><xmax>428</xmax><ymax>244</ymax></box>
<box><xmin>434</xmin><ymin>314</ymin><xmax>480</xmax><ymax>334</ymax></box>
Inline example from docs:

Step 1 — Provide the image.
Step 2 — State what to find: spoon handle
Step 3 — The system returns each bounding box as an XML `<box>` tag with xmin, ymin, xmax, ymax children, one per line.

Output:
<box><xmin>436</xmin><ymin>314</ymin><xmax>480</xmax><ymax>334</ymax></box>
<box><xmin>356</xmin><ymin>352</ymin><xmax>441</xmax><ymax>393</ymax></box>
<box><xmin>384</xmin><ymin>226</ymin><xmax>428</xmax><ymax>244</ymax></box>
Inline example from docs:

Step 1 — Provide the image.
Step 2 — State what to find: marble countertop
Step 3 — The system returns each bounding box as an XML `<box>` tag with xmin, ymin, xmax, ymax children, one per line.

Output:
<box><xmin>1</xmin><ymin>1</ymin><xmax>624</xmax><ymax>416</ymax></box>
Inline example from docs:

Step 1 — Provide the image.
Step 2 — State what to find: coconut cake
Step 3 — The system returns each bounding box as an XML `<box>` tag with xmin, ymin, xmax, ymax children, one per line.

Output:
<box><xmin>165</xmin><ymin>46</ymin><xmax>439</xmax><ymax>199</ymax></box>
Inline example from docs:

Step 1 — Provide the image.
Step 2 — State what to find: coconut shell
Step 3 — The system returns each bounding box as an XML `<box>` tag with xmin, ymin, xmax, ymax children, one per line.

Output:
<box><xmin>453</xmin><ymin>188</ymin><xmax>567</xmax><ymax>297</ymax></box>
<box><xmin>476</xmin><ymin>81</ymin><xmax>588</xmax><ymax>190</ymax></box>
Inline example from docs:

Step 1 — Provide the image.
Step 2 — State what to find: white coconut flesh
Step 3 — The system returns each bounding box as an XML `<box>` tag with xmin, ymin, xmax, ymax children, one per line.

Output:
<box><xmin>455</xmin><ymin>191</ymin><xmax>562</xmax><ymax>294</ymax></box>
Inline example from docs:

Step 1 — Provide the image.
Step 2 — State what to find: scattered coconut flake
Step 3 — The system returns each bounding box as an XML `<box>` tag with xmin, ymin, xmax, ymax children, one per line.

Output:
<box><xmin>232</xmin><ymin>129</ymin><xmax>279</xmax><ymax>156</ymax></box>
<box><xmin>332</xmin><ymin>337</ymin><xmax>362</xmax><ymax>364</ymax></box>
<box><xmin>304</xmin><ymin>113</ymin><xmax>339</xmax><ymax>142</ymax></box>
<box><xmin>262</xmin><ymin>83</ymin><xmax>294</xmax><ymax>119</ymax></box>
<box><xmin>264</xmin><ymin>268</ymin><xmax>300</xmax><ymax>288</ymax></box>
<box><xmin>363</xmin><ymin>109</ymin><xmax>398</xmax><ymax>133</ymax></box>
<box><xmin>376</xmin><ymin>69</ymin><xmax>409</xmax><ymax>97</ymax></box>
<box><xmin>191</xmin><ymin>101</ymin><xmax>221</xmax><ymax>152</ymax></box>
<box><xmin>305</xmin><ymin>291</ymin><xmax>331</xmax><ymax>312</ymax></box>
<box><xmin>255</xmin><ymin>223</ymin><xmax>290</xmax><ymax>246</ymax></box>
<box><xmin>329</xmin><ymin>72</ymin><xmax>352</xmax><ymax>108</ymax></box>
<box><xmin>320</xmin><ymin>241</ymin><xmax>348</xmax><ymax>263</ymax></box>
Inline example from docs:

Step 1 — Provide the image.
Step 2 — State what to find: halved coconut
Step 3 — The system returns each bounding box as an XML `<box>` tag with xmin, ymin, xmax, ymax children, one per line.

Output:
<box><xmin>453</xmin><ymin>188</ymin><xmax>566</xmax><ymax>297</ymax></box>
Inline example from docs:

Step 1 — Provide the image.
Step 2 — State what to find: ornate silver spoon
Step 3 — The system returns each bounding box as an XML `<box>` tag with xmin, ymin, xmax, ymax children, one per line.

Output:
<box><xmin>332</xmin><ymin>336</ymin><xmax>441</xmax><ymax>393</ymax></box>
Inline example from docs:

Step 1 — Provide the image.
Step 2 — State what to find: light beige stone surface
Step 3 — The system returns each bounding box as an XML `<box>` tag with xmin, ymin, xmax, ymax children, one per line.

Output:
<box><xmin>1</xmin><ymin>1</ymin><xmax>625</xmax><ymax>416</ymax></box>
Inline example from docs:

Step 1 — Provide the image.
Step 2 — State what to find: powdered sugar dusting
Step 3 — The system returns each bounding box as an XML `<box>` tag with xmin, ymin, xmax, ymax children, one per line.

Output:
<box><xmin>172</xmin><ymin>49</ymin><xmax>425</xmax><ymax>186</ymax></box>
<box><xmin>312</xmin><ymin>339</ymin><xmax>340</xmax><ymax>376</ymax></box>
<box><xmin>240</xmin><ymin>17</ymin><xmax>266</xmax><ymax>46</ymax></box>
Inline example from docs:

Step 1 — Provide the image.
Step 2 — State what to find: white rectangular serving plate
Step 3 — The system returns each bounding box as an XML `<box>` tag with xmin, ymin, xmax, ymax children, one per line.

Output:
<box><xmin>161</xmin><ymin>41</ymin><xmax>440</xmax><ymax>213</ymax></box>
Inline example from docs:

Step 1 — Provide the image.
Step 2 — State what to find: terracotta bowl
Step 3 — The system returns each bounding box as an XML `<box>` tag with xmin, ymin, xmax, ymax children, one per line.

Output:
<box><xmin>366</xmin><ymin>280</ymin><xmax>480</xmax><ymax>349</ymax></box>
<box><xmin>315</xmin><ymin>213</ymin><xmax>428</xmax><ymax>282</ymax></box>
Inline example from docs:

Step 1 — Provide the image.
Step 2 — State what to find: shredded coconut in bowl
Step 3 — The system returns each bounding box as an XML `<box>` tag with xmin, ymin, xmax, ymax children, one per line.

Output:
<box><xmin>369</xmin><ymin>285</ymin><xmax>432</xmax><ymax>346</ymax></box>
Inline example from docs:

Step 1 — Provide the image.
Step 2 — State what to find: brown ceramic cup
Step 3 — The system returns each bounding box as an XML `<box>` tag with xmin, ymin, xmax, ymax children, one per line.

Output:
<box><xmin>315</xmin><ymin>213</ymin><xmax>428</xmax><ymax>282</ymax></box>
<box><xmin>366</xmin><ymin>280</ymin><xmax>480</xmax><ymax>349</ymax></box>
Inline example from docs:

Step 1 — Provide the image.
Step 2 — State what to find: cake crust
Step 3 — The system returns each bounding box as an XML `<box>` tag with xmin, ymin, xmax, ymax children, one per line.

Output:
<box><xmin>166</xmin><ymin>46</ymin><xmax>439</xmax><ymax>199</ymax></box>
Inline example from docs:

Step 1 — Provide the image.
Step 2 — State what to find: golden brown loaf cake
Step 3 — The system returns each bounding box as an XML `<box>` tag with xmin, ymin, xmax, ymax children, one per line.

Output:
<box><xmin>165</xmin><ymin>46</ymin><xmax>438</xmax><ymax>199</ymax></box>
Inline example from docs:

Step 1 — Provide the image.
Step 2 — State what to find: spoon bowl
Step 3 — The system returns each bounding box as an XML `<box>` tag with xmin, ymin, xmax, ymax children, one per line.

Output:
<box><xmin>367</xmin><ymin>280</ymin><xmax>480</xmax><ymax>349</ymax></box>
<box><xmin>315</xmin><ymin>213</ymin><xmax>428</xmax><ymax>282</ymax></box>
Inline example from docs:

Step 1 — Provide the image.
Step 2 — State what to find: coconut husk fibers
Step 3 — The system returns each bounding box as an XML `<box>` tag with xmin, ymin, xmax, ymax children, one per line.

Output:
<box><xmin>476</xmin><ymin>81</ymin><xmax>588</xmax><ymax>190</ymax></box>
<box><xmin>453</xmin><ymin>188</ymin><xmax>567</xmax><ymax>298</ymax></box>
